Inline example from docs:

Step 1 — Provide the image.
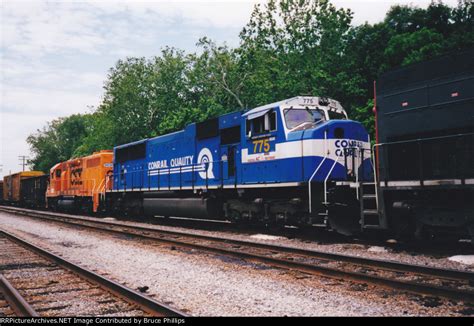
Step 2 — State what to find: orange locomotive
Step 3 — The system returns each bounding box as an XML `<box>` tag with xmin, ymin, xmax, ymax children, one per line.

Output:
<box><xmin>46</xmin><ymin>150</ymin><xmax>113</xmax><ymax>213</ymax></box>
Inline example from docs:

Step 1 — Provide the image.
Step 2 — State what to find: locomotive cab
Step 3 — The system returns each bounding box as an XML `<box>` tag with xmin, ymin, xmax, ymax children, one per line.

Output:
<box><xmin>240</xmin><ymin>96</ymin><xmax>372</xmax><ymax>233</ymax></box>
<box><xmin>241</xmin><ymin>96</ymin><xmax>372</xmax><ymax>185</ymax></box>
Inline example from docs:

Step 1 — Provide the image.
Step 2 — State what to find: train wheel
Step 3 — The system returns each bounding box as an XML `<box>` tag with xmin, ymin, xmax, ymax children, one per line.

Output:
<box><xmin>228</xmin><ymin>209</ymin><xmax>242</xmax><ymax>224</ymax></box>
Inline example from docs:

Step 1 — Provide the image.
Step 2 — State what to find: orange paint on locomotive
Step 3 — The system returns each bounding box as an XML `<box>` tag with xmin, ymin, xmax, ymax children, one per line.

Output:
<box><xmin>46</xmin><ymin>150</ymin><xmax>113</xmax><ymax>212</ymax></box>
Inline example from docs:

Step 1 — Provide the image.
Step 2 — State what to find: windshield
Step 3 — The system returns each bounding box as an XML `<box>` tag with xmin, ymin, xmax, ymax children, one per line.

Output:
<box><xmin>284</xmin><ymin>108</ymin><xmax>326</xmax><ymax>130</ymax></box>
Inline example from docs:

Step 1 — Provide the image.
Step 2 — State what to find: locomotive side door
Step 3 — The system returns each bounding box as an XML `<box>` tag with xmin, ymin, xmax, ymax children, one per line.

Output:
<box><xmin>219</xmin><ymin>123</ymin><xmax>241</xmax><ymax>187</ymax></box>
<box><xmin>221</xmin><ymin>145</ymin><xmax>237</xmax><ymax>185</ymax></box>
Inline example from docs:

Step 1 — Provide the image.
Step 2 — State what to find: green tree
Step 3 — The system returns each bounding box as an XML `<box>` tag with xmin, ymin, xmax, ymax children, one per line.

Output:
<box><xmin>194</xmin><ymin>37</ymin><xmax>246</xmax><ymax>110</ymax></box>
<box><xmin>238</xmin><ymin>0</ymin><xmax>361</xmax><ymax>110</ymax></box>
<box><xmin>384</xmin><ymin>27</ymin><xmax>444</xmax><ymax>66</ymax></box>
<box><xmin>99</xmin><ymin>56</ymin><xmax>155</xmax><ymax>145</ymax></box>
<box><xmin>27</xmin><ymin>114</ymin><xmax>91</xmax><ymax>172</ymax></box>
<box><xmin>78</xmin><ymin>49</ymin><xmax>194</xmax><ymax>152</ymax></box>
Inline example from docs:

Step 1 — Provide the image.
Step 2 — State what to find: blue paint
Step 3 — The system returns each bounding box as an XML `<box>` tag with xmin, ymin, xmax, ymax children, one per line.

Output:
<box><xmin>112</xmin><ymin>98</ymin><xmax>372</xmax><ymax>191</ymax></box>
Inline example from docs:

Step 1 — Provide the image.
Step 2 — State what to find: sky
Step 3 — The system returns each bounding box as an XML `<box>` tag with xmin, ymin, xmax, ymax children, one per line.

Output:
<box><xmin>0</xmin><ymin>0</ymin><xmax>460</xmax><ymax>177</ymax></box>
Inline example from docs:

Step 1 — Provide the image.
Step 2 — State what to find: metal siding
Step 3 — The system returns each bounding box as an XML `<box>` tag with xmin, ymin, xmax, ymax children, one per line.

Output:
<box><xmin>3</xmin><ymin>171</ymin><xmax>44</xmax><ymax>202</ymax></box>
<box><xmin>376</xmin><ymin>50</ymin><xmax>474</xmax><ymax>182</ymax></box>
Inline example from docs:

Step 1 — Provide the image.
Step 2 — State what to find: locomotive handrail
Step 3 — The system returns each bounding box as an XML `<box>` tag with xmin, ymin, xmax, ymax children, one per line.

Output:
<box><xmin>369</xmin><ymin>143</ymin><xmax>380</xmax><ymax>209</ymax></box>
<box><xmin>339</xmin><ymin>145</ymin><xmax>373</xmax><ymax>183</ymax></box>
<box><xmin>108</xmin><ymin>159</ymin><xmax>226</xmax><ymax>191</ymax></box>
<box><xmin>308</xmin><ymin>131</ymin><xmax>328</xmax><ymax>213</ymax></box>
<box><xmin>308</xmin><ymin>137</ymin><xmax>373</xmax><ymax>214</ymax></box>
<box><xmin>373</xmin><ymin>132</ymin><xmax>473</xmax><ymax>147</ymax></box>
<box><xmin>308</xmin><ymin>156</ymin><xmax>328</xmax><ymax>213</ymax></box>
<box><xmin>357</xmin><ymin>145</ymin><xmax>373</xmax><ymax>199</ymax></box>
<box><xmin>96</xmin><ymin>178</ymin><xmax>107</xmax><ymax>195</ymax></box>
<box><xmin>373</xmin><ymin>132</ymin><xmax>473</xmax><ymax>183</ymax></box>
<box><xmin>323</xmin><ymin>155</ymin><xmax>342</xmax><ymax>205</ymax></box>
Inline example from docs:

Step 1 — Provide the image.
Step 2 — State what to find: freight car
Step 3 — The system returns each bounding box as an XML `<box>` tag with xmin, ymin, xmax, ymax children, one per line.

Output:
<box><xmin>20</xmin><ymin>174</ymin><xmax>49</xmax><ymax>208</ymax></box>
<box><xmin>106</xmin><ymin>96</ymin><xmax>372</xmax><ymax>233</ymax></box>
<box><xmin>375</xmin><ymin>48</ymin><xmax>474</xmax><ymax>240</ymax></box>
<box><xmin>46</xmin><ymin>150</ymin><xmax>113</xmax><ymax>213</ymax></box>
<box><xmin>329</xmin><ymin>49</ymin><xmax>474</xmax><ymax>240</ymax></box>
<box><xmin>2</xmin><ymin>171</ymin><xmax>45</xmax><ymax>205</ymax></box>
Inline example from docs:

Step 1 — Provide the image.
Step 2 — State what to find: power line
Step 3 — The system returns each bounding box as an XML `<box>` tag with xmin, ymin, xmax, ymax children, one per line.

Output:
<box><xmin>18</xmin><ymin>156</ymin><xmax>29</xmax><ymax>172</ymax></box>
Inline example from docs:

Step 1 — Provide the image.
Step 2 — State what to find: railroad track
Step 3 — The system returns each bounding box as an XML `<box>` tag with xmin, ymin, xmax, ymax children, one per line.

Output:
<box><xmin>1</xmin><ymin>206</ymin><xmax>474</xmax><ymax>304</ymax></box>
<box><xmin>0</xmin><ymin>274</ymin><xmax>38</xmax><ymax>316</ymax></box>
<box><xmin>0</xmin><ymin>229</ymin><xmax>187</xmax><ymax>317</ymax></box>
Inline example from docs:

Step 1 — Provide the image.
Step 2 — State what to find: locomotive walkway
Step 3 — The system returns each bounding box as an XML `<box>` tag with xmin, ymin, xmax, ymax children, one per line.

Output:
<box><xmin>1</xmin><ymin>206</ymin><xmax>474</xmax><ymax>305</ymax></box>
<box><xmin>0</xmin><ymin>228</ymin><xmax>187</xmax><ymax>317</ymax></box>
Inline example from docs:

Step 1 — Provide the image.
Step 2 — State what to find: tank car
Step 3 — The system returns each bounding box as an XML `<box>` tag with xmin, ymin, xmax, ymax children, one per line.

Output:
<box><xmin>46</xmin><ymin>150</ymin><xmax>113</xmax><ymax>213</ymax></box>
<box><xmin>106</xmin><ymin>96</ymin><xmax>372</xmax><ymax>233</ymax></box>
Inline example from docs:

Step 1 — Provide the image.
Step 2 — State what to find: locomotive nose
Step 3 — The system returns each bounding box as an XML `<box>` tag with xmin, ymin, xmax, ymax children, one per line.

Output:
<box><xmin>329</xmin><ymin>120</ymin><xmax>370</xmax><ymax>143</ymax></box>
<box><xmin>306</xmin><ymin>120</ymin><xmax>369</xmax><ymax>143</ymax></box>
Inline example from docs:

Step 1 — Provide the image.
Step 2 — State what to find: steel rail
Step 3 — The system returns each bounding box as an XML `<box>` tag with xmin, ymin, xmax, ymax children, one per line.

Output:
<box><xmin>0</xmin><ymin>229</ymin><xmax>187</xmax><ymax>317</ymax></box>
<box><xmin>1</xmin><ymin>206</ymin><xmax>470</xmax><ymax>281</ymax></box>
<box><xmin>1</xmin><ymin>206</ymin><xmax>474</xmax><ymax>303</ymax></box>
<box><xmin>0</xmin><ymin>274</ymin><xmax>39</xmax><ymax>317</ymax></box>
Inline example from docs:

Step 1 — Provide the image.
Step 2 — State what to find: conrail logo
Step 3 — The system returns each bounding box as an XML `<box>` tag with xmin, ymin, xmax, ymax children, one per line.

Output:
<box><xmin>145</xmin><ymin>148</ymin><xmax>214</xmax><ymax>179</ymax></box>
<box><xmin>197</xmin><ymin>147</ymin><xmax>215</xmax><ymax>179</ymax></box>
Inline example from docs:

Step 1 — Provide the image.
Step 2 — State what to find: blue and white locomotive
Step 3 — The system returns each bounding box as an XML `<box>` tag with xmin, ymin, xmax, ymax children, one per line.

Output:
<box><xmin>107</xmin><ymin>96</ymin><xmax>372</xmax><ymax>233</ymax></box>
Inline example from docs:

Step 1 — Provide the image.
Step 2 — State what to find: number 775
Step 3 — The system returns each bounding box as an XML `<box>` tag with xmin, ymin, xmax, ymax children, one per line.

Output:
<box><xmin>253</xmin><ymin>139</ymin><xmax>270</xmax><ymax>153</ymax></box>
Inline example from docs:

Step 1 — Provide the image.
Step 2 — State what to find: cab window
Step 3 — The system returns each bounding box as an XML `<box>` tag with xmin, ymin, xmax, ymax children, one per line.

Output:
<box><xmin>284</xmin><ymin>108</ymin><xmax>326</xmax><ymax>130</ymax></box>
<box><xmin>246</xmin><ymin>110</ymin><xmax>277</xmax><ymax>137</ymax></box>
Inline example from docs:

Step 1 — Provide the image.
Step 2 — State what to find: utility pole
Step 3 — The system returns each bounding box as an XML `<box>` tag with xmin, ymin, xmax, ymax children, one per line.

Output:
<box><xmin>18</xmin><ymin>155</ymin><xmax>29</xmax><ymax>172</ymax></box>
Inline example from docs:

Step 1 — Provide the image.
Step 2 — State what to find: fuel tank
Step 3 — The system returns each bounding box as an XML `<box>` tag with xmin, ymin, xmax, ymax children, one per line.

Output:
<box><xmin>143</xmin><ymin>197</ymin><xmax>221</xmax><ymax>219</ymax></box>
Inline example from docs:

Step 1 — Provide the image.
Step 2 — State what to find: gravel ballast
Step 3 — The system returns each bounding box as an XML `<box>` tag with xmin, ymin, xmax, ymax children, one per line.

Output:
<box><xmin>0</xmin><ymin>211</ymin><xmax>471</xmax><ymax>316</ymax></box>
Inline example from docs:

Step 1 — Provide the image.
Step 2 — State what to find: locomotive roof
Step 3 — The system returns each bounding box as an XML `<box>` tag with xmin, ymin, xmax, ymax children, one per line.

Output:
<box><xmin>115</xmin><ymin>110</ymin><xmax>244</xmax><ymax>150</ymax></box>
<box><xmin>242</xmin><ymin>96</ymin><xmax>344</xmax><ymax>118</ymax></box>
<box><xmin>114</xmin><ymin>138</ymin><xmax>147</xmax><ymax>150</ymax></box>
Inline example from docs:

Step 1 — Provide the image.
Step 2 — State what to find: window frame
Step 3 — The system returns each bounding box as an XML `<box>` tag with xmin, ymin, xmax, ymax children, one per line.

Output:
<box><xmin>283</xmin><ymin>107</ymin><xmax>327</xmax><ymax>130</ymax></box>
<box><xmin>246</xmin><ymin>109</ymin><xmax>278</xmax><ymax>138</ymax></box>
